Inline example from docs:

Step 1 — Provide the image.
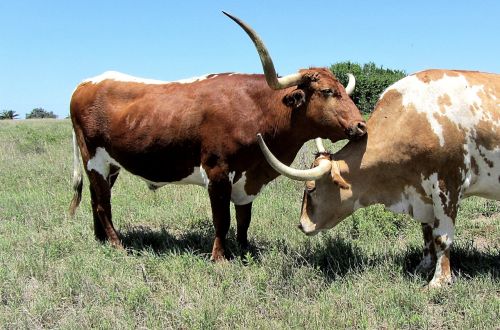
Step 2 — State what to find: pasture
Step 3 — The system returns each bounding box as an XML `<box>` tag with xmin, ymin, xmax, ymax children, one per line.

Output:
<box><xmin>0</xmin><ymin>119</ymin><xmax>498</xmax><ymax>329</ymax></box>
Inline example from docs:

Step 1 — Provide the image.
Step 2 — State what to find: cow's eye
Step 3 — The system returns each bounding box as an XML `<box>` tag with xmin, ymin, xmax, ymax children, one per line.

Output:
<box><xmin>321</xmin><ymin>89</ymin><xmax>333</xmax><ymax>96</ymax></box>
<box><xmin>321</xmin><ymin>89</ymin><xmax>340</xmax><ymax>98</ymax></box>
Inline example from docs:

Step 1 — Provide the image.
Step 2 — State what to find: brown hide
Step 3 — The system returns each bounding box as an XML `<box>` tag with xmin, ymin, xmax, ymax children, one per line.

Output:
<box><xmin>70</xmin><ymin>67</ymin><xmax>365</xmax><ymax>260</ymax></box>
<box><xmin>71</xmin><ymin>69</ymin><xmax>363</xmax><ymax>186</ymax></box>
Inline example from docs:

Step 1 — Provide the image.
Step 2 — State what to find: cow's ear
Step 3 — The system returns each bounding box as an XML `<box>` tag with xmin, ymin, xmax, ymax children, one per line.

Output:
<box><xmin>283</xmin><ymin>89</ymin><xmax>306</xmax><ymax>108</ymax></box>
<box><xmin>330</xmin><ymin>162</ymin><xmax>350</xmax><ymax>189</ymax></box>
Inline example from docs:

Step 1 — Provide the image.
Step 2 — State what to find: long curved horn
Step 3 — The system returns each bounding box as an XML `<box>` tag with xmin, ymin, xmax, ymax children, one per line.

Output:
<box><xmin>257</xmin><ymin>134</ymin><xmax>331</xmax><ymax>181</ymax></box>
<box><xmin>345</xmin><ymin>73</ymin><xmax>355</xmax><ymax>96</ymax></box>
<box><xmin>223</xmin><ymin>11</ymin><xmax>302</xmax><ymax>90</ymax></box>
<box><xmin>315</xmin><ymin>138</ymin><xmax>326</xmax><ymax>153</ymax></box>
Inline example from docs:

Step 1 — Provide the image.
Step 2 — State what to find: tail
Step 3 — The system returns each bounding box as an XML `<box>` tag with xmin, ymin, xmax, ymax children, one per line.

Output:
<box><xmin>69</xmin><ymin>129</ymin><xmax>83</xmax><ymax>217</ymax></box>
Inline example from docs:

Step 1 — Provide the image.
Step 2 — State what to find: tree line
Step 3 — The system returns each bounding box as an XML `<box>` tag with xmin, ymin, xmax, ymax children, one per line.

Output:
<box><xmin>1</xmin><ymin>62</ymin><xmax>407</xmax><ymax>120</ymax></box>
<box><xmin>0</xmin><ymin>108</ymin><xmax>57</xmax><ymax>120</ymax></box>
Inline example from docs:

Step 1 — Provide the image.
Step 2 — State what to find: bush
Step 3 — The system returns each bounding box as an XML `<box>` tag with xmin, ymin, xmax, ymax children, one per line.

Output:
<box><xmin>26</xmin><ymin>108</ymin><xmax>57</xmax><ymax>119</ymax></box>
<box><xmin>331</xmin><ymin>62</ymin><xmax>406</xmax><ymax>114</ymax></box>
<box><xmin>0</xmin><ymin>110</ymin><xmax>19</xmax><ymax>120</ymax></box>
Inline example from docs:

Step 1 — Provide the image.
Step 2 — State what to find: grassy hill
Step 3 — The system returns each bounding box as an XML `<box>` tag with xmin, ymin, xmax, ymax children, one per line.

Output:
<box><xmin>0</xmin><ymin>119</ymin><xmax>498</xmax><ymax>328</ymax></box>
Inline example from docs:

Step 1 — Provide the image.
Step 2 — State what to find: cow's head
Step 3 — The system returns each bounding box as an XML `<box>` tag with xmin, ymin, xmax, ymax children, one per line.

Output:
<box><xmin>256</xmin><ymin>134</ymin><xmax>356</xmax><ymax>235</ymax></box>
<box><xmin>224</xmin><ymin>12</ymin><xmax>366</xmax><ymax>141</ymax></box>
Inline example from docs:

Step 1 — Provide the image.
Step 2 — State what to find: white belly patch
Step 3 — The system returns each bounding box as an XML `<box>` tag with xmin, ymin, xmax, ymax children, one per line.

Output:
<box><xmin>86</xmin><ymin>147</ymin><xmax>120</xmax><ymax>178</ymax></box>
<box><xmin>86</xmin><ymin>147</ymin><xmax>260</xmax><ymax>205</ymax></box>
<box><xmin>147</xmin><ymin>170</ymin><xmax>260</xmax><ymax>205</ymax></box>
<box><xmin>229</xmin><ymin>172</ymin><xmax>261</xmax><ymax>205</ymax></box>
<box><xmin>386</xmin><ymin>185</ymin><xmax>434</xmax><ymax>223</ymax></box>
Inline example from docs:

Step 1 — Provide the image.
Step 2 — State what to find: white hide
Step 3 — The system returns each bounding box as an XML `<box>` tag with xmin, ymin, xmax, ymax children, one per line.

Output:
<box><xmin>385</xmin><ymin>73</ymin><xmax>490</xmax><ymax>147</ymax></box>
<box><xmin>383</xmin><ymin>72</ymin><xmax>500</xmax><ymax>201</ymax></box>
<box><xmin>86</xmin><ymin>147</ymin><xmax>120</xmax><ymax>178</ymax></box>
<box><xmin>230</xmin><ymin>172</ymin><xmax>262</xmax><ymax>205</ymax></box>
<box><xmin>386</xmin><ymin>185</ymin><xmax>434</xmax><ymax>223</ymax></box>
<box><xmin>83</xmin><ymin>71</ymin><xmax>218</xmax><ymax>85</ymax></box>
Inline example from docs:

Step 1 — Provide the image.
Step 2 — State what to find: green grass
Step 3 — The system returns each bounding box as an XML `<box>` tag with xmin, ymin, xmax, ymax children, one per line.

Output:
<box><xmin>0</xmin><ymin>119</ymin><xmax>498</xmax><ymax>329</ymax></box>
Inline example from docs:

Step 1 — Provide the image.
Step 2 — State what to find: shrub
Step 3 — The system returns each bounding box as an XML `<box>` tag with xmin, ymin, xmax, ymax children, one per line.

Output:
<box><xmin>0</xmin><ymin>110</ymin><xmax>19</xmax><ymax>120</ymax></box>
<box><xmin>26</xmin><ymin>108</ymin><xmax>57</xmax><ymax>119</ymax></box>
<box><xmin>331</xmin><ymin>62</ymin><xmax>406</xmax><ymax>113</ymax></box>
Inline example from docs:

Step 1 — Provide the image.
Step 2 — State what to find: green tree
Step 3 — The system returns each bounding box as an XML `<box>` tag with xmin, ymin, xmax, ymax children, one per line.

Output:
<box><xmin>0</xmin><ymin>110</ymin><xmax>19</xmax><ymax>120</ymax></box>
<box><xmin>26</xmin><ymin>108</ymin><xmax>57</xmax><ymax>119</ymax></box>
<box><xmin>331</xmin><ymin>62</ymin><xmax>406</xmax><ymax>113</ymax></box>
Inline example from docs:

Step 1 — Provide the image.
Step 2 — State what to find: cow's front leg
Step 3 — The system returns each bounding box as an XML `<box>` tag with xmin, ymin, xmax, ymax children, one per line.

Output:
<box><xmin>208</xmin><ymin>179</ymin><xmax>232</xmax><ymax>261</ymax></box>
<box><xmin>235</xmin><ymin>202</ymin><xmax>252</xmax><ymax>250</ymax></box>
<box><xmin>428</xmin><ymin>216</ymin><xmax>455</xmax><ymax>288</ymax></box>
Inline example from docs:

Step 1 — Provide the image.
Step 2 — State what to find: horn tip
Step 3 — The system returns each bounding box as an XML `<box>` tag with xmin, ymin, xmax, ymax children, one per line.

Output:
<box><xmin>222</xmin><ymin>11</ymin><xmax>234</xmax><ymax>19</ymax></box>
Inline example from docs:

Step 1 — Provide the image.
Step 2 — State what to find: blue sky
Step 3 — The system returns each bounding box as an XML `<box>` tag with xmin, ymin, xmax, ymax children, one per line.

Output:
<box><xmin>1</xmin><ymin>1</ymin><xmax>499</xmax><ymax>118</ymax></box>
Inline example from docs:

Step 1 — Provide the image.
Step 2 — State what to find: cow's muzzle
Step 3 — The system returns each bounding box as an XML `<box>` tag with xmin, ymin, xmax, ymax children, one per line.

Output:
<box><xmin>297</xmin><ymin>223</ymin><xmax>319</xmax><ymax>236</ymax></box>
<box><xmin>346</xmin><ymin>121</ymin><xmax>367</xmax><ymax>140</ymax></box>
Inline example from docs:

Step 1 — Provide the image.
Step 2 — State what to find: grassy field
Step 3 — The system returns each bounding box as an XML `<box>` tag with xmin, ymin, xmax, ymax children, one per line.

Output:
<box><xmin>0</xmin><ymin>119</ymin><xmax>498</xmax><ymax>329</ymax></box>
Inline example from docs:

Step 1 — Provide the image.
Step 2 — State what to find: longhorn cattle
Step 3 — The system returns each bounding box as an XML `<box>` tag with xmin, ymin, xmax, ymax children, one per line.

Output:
<box><xmin>68</xmin><ymin>12</ymin><xmax>366</xmax><ymax>260</ymax></box>
<box><xmin>258</xmin><ymin>69</ymin><xmax>499</xmax><ymax>287</ymax></box>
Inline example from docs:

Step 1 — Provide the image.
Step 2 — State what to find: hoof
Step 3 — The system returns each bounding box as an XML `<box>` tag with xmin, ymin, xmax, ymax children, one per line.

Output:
<box><xmin>238</xmin><ymin>240</ymin><xmax>249</xmax><ymax>252</ymax></box>
<box><xmin>424</xmin><ymin>276</ymin><xmax>453</xmax><ymax>289</ymax></box>
<box><xmin>110</xmin><ymin>239</ymin><xmax>124</xmax><ymax>250</ymax></box>
<box><xmin>210</xmin><ymin>248</ymin><xmax>226</xmax><ymax>262</ymax></box>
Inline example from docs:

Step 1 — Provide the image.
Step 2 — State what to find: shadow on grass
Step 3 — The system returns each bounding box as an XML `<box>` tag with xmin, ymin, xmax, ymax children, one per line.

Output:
<box><xmin>119</xmin><ymin>223</ymin><xmax>269</xmax><ymax>261</ymax></box>
<box><xmin>306</xmin><ymin>236</ymin><xmax>499</xmax><ymax>282</ymax></box>
<box><xmin>120</xmin><ymin>224</ymin><xmax>213</xmax><ymax>258</ymax></box>
<box><xmin>402</xmin><ymin>243</ymin><xmax>500</xmax><ymax>280</ymax></box>
<box><xmin>289</xmin><ymin>236</ymin><xmax>386</xmax><ymax>281</ymax></box>
<box><xmin>118</xmin><ymin>224</ymin><xmax>499</xmax><ymax>282</ymax></box>
<box><xmin>263</xmin><ymin>236</ymin><xmax>500</xmax><ymax>283</ymax></box>
<box><xmin>122</xmin><ymin>225</ymin><xmax>378</xmax><ymax>281</ymax></box>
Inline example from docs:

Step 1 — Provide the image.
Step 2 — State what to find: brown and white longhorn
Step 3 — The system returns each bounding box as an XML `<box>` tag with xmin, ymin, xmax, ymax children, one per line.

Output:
<box><xmin>258</xmin><ymin>69</ymin><xmax>499</xmax><ymax>287</ymax></box>
<box><xmin>69</xmin><ymin>12</ymin><xmax>366</xmax><ymax>260</ymax></box>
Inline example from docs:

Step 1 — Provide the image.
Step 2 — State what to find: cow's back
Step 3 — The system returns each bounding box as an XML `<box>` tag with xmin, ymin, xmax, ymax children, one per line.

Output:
<box><xmin>69</xmin><ymin>71</ymin><xmax>288</xmax><ymax>187</ymax></box>
<box><xmin>365</xmin><ymin>69</ymin><xmax>499</xmax><ymax>200</ymax></box>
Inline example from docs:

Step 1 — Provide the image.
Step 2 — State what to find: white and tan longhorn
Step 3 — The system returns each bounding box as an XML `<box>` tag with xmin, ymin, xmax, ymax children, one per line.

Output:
<box><xmin>258</xmin><ymin>69</ymin><xmax>500</xmax><ymax>288</ymax></box>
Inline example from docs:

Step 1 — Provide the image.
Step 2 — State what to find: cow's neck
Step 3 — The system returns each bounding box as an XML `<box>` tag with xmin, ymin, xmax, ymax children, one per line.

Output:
<box><xmin>333</xmin><ymin>136</ymin><xmax>380</xmax><ymax>208</ymax></box>
<box><xmin>260</xmin><ymin>129</ymin><xmax>310</xmax><ymax>167</ymax></box>
<box><xmin>335</xmin><ymin>134</ymin><xmax>404</xmax><ymax>209</ymax></box>
<box><xmin>256</xmin><ymin>91</ymin><xmax>317</xmax><ymax>166</ymax></box>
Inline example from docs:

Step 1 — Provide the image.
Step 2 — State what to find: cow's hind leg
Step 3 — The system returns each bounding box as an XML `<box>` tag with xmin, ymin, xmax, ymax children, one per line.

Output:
<box><xmin>415</xmin><ymin>223</ymin><xmax>436</xmax><ymax>275</ymax></box>
<box><xmin>75</xmin><ymin>126</ymin><xmax>122</xmax><ymax>248</ymax></box>
<box><xmin>427</xmin><ymin>212</ymin><xmax>455</xmax><ymax>288</ymax></box>
<box><xmin>90</xmin><ymin>184</ymin><xmax>106</xmax><ymax>242</ymax></box>
<box><xmin>208</xmin><ymin>179</ymin><xmax>232</xmax><ymax>261</ymax></box>
<box><xmin>87</xmin><ymin>170</ymin><xmax>122</xmax><ymax>248</ymax></box>
<box><xmin>89</xmin><ymin>165</ymin><xmax>120</xmax><ymax>242</ymax></box>
<box><xmin>108</xmin><ymin>165</ymin><xmax>120</xmax><ymax>188</ymax></box>
<box><xmin>235</xmin><ymin>202</ymin><xmax>252</xmax><ymax>250</ymax></box>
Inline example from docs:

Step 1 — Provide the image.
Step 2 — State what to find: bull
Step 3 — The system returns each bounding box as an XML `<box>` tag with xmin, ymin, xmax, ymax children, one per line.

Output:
<box><xmin>69</xmin><ymin>12</ymin><xmax>366</xmax><ymax>260</ymax></box>
<box><xmin>258</xmin><ymin>69</ymin><xmax>499</xmax><ymax>287</ymax></box>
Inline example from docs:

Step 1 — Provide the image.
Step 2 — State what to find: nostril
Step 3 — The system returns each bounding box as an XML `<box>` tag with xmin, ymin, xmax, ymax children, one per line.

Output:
<box><xmin>355</xmin><ymin>121</ymin><xmax>367</xmax><ymax>135</ymax></box>
<box><xmin>346</xmin><ymin>121</ymin><xmax>367</xmax><ymax>140</ymax></box>
<box><xmin>297</xmin><ymin>223</ymin><xmax>304</xmax><ymax>231</ymax></box>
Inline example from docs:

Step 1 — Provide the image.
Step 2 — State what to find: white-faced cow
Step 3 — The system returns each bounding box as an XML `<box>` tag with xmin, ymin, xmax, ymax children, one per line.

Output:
<box><xmin>68</xmin><ymin>12</ymin><xmax>366</xmax><ymax>260</ymax></box>
<box><xmin>258</xmin><ymin>69</ymin><xmax>499</xmax><ymax>287</ymax></box>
